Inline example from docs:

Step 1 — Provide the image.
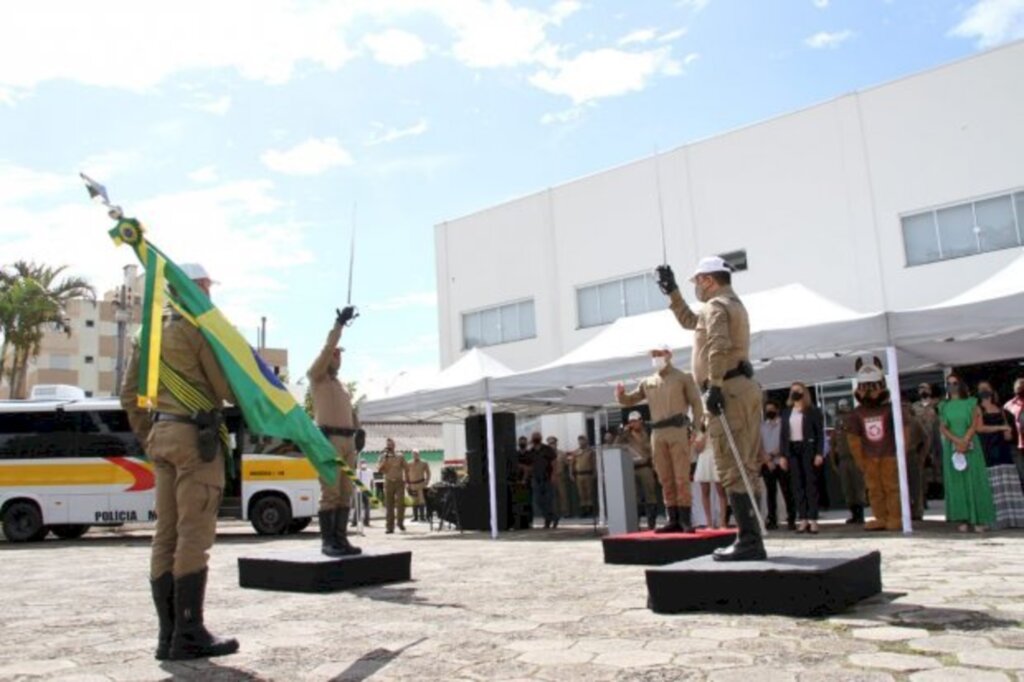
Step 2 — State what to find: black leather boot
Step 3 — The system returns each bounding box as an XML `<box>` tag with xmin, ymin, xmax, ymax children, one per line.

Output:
<box><xmin>334</xmin><ymin>508</ymin><xmax>362</xmax><ymax>556</ymax></box>
<box><xmin>655</xmin><ymin>506</ymin><xmax>682</xmax><ymax>534</ymax></box>
<box><xmin>713</xmin><ymin>493</ymin><xmax>767</xmax><ymax>562</ymax></box>
<box><xmin>645</xmin><ymin>504</ymin><xmax>658</xmax><ymax>531</ymax></box>
<box><xmin>150</xmin><ymin>572</ymin><xmax>174</xmax><ymax>660</ymax></box>
<box><xmin>319</xmin><ymin>510</ymin><xmax>345</xmax><ymax>557</ymax></box>
<box><xmin>847</xmin><ymin>505</ymin><xmax>864</xmax><ymax>524</ymax></box>
<box><xmin>679</xmin><ymin>506</ymin><xmax>694</xmax><ymax>533</ymax></box>
<box><xmin>169</xmin><ymin>570</ymin><xmax>239</xmax><ymax>660</ymax></box>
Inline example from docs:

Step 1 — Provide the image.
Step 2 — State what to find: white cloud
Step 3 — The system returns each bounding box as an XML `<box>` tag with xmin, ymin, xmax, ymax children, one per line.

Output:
<box><xmin>949</xmin><ymin>0</ymin><xmax>1024</xmax><ymax>48</ymax></box>
<box><xmin>261</xmin><ymin>138</ymin><xmax>354</xmax><ymax>175</ymax></box>
<box><xmin>444</xmin><ymin>0</ymin><xmax>581</xmax><ymax>68</ymax></box>
<box><xmin>677</xmin><ymin>0</ymin><xmax>711</xmax><ymax>12</ymax></box>
<box><xmin>0</xmin><ymin>1</ymin><xmax>357</xmax><ymax>91</ymax></box>
<box><xmin>190</xmin><ymin>94</ymin><xmax>232</xmax><ymax>116</ymax></box>
<box><xmin>79</xmin><ymin>150</ymin><xmax>143</xmax><ymax>181</ymax></box>
<box><xmin>366</xmin><ymin>119</ymin><xmax>429</xmax><ymax>146</ymax></box>
<box><xmin>188</xmin><ymin>166</ymin><xmax>219</xmax><ymax>183</ymax></box>
<box><xmin>365</xmin><ymin>291</ymin><xmax>438</xmax><ymax>312</ymax></box>
<box><xmin>618</xmin><ymin>29</ymin><xmax>658</xmax><ymax>46</ymax></box>
<box><xmin>530</xmin><ymin>47</ymin><xmax>685</xmax><ymax>105</ymax></box>
<box><xmin>812</xmin><ymin>0</ymin><xmax>829</xmax><ymax>8</ymax></box>
<box><xmin>0</xmin><ymin>165</ymin><xmax>310</xmax><ymax>331</ymax></box>
<box><xmin>363</xmin><ymin>29</ymin><xmax>428</xmax><ymax>66</ymax></box>
<box><xmin>804</xmin><ymin>29</ymin><xmax>854</xmax><ymax>48</ymax></box>
<box><xmin>658</xmin><ymin>28</ymin><xmax>689</xmax><ymax>43</ymax></box>
<box><xmin>540</xmin><ymin>105</ymin><xmax>589</xmax><ymax>125</ymax></box>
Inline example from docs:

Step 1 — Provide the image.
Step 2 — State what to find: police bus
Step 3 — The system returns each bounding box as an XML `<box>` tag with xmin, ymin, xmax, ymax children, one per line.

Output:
<box><xmin>0</xmin><ymin>395</ymin><xmax>321</xmax><ymax>542</ymax></box>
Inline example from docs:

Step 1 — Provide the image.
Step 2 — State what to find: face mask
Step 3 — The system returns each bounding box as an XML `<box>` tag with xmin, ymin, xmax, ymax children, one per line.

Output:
<box><xmin>790</xmin><ymin>391</ymin><xmax>803</xmax><ymax>401</ymax></box>
<box><xmin>919</xmin><ymin>391</ymin><xmax>931</xmax><ymax>399</ymax></box>
<box><xmin>765</xmin><ymin>410</ymin><xmax>777</xmax><ymax>419</ymax></box>
<box><xmin>947</xmin><ymin>383</ymin><xmax>960</xmax><ymax>394</ymax></box>
<box><xmin>694</xmin><ymin>282</ymin><xmax>708</xmax><ymax>303</ymax></box>
<box><xmin>652</xmin><ymin>356</ymin><xmax>668</xmax><ymax>371</ymax></box>
<box><xmin>531</xmin><ymin>438</ymin><xmax>542</xmax><ymax>446</ymax></box>
<box><xmin>978</xmin><ymin>390</ymin><xmax>993</xmax><ymax>401</ymax></box>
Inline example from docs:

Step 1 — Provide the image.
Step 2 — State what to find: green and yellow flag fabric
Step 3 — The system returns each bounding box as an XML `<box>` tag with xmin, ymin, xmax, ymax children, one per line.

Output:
<box><xmin>110</xmin><ymin>217</ymin><xmax>363</xmax><ymax>493</ymax></box>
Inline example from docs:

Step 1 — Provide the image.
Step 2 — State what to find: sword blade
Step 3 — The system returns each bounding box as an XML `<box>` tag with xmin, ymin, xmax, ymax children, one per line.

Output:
<box><xmin>718</xmin><ymin>411</ymin><xmax>768</xmax><ymax>535</ymax></box>
<box><xmin>346</xmin><ymin>202</ymin><xmax>356</xmax><ymax>305</ymax></box>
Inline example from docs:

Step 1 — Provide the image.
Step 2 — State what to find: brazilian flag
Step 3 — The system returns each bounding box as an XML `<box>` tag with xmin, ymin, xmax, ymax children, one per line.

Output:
<box><xmin>110</xmin><ymin>217</ymin><xmax>354</xmax><ymax>490</ymax></box>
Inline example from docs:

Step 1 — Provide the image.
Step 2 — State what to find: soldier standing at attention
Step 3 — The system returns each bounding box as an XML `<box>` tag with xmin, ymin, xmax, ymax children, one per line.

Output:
<box><xmin>406</xmin><ymin>449</ymin><xmax>431</xmax><ymax>522</ymax></box>
<box><xmin>659</xmin><ymin>257</ymin><xmax>765</xmax><ymax>561</ymax></box>
<box><xmin>616</xmin><ymin>412</ymin><xmax>660</xmax><ymax>531</ymax></box>
<box><xmin>122</xmin><ymin>263</ymin><xmax>239</xmax><ymax>661</ymax></box>
<box><xmin>378</xmin><ymin>438</ymin><xmax>408</xmax><ymax>533</ymax></box>
<box><xmin>616</xmin><ymin>348</ymin><xmax>704</xmax><ymax>533</ymax></box>
<box><xmin>308</xmin><ymin>307</ymin><xmax>362</xmax><ymax>557</ymax></box>
<box><xmin>571</xmin><ymin>435</ymin><xmax>597</xmax><ymax>517</ymax></box>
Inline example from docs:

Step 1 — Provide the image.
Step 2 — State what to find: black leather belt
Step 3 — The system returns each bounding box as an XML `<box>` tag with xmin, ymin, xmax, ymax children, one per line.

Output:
<box><xmin>701</xmin><ymin>361</ymin><xmax>754</xmax><ymax>392</ymax></box>
<box><xmin>635</xmin><ymin>463</ymin><xmax>652</xmax><ymax>470</ymax></box>
<box><xmin>153</xmin><ymin>412</ymin><xmax>196</xmax><ymax>425</ymax></box>
<box><xmin>320</xmin><ymin>425</ymin><xmax>357</xmax><ymax>437</ymax></box>
<box><xmin>576</xmin><ymin>470</ymin><xmax>594</xmax><ymax>475</ymax></box>
<box><xmin>408</xmin><ymin>479</ymin><xmax>425</xmax><ymax>485</ymax></box>
<box><xmin>651</xmin><ymin>414</ymin><xmax>690</xmax><ymax>430</ymax></box>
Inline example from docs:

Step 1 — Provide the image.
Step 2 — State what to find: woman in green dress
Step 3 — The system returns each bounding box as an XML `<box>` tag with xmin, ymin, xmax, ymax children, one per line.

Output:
<box><xmin>938</xmin><ymin>374</ymin><xmax>996</xmax><ymax>532</ymax></box>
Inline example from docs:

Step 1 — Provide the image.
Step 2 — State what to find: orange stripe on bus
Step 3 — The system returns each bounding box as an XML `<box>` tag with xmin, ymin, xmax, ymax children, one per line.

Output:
<box><xmin>0</xmin><ymin>461</ymin><xmax>146</xmax><ymax>487</ymax></box>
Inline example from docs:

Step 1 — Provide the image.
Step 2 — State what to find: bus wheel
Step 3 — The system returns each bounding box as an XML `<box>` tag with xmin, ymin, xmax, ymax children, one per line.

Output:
<box><xmin>2</xmin><ymin>501</ymin><xmax>45</xmax><ymax>543</ymax></box>
<box><xmin>250</xmin><ymin>496</ymin><xmax>291</xmax><ymax>535</ymax></box>
<box><xmin>287</xmin><ymin>518</ymin><xmax>311</xmax><ymax>534</ymax></box>
<box><xmin>51</xmin><ymin>524</ymin><xmax>91</xmax><ymax>540</ymax></box>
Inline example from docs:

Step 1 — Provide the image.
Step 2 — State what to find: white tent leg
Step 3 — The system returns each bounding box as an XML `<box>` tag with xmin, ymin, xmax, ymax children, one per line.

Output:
<box><xmin>595</xmin><ymin>410</ymin><xmax>607</xmax><ymax>528</ymax></box>
<box><xmin>886</xmin><ymin>345</ymin><xmax>913</xmax><ymax>536</ymax></box>
<box><xmin>485</xmin><ymin>400</ymin><xmax>498</xmax><ymax>539</ymax></box>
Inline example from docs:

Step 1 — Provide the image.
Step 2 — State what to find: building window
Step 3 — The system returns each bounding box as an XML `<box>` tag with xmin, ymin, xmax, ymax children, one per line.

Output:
<box><xmin>50</xmin><ymin>354</ymin><xmax>72</xmax><ymax>370</ymax></box>
<box><xmin>902</xmin><ymin>190</ymin><xmax>1024</xmax><ymax>266</ymax></box>
<box><xmin>84</xmin><ymin>391</ymin><xmax>94</xmax><ymax>398</ymax></box>
<box><xmin>85</xmin><ymin>320</ymin><xmax>95</xmax><ymax>328</ymax></box>
<box><xmin>576</xmin><ymin>272</ymin><xmax>663</xmax><ymax>329</ymax></box>
<box><xmin>84</xmin><ymin>356</ymin><xmax>94</xmax><ymax>364</ymax></box>
<box><xmin>463</xmin><ymin>300</ymin><xmax>536</xmax><ymax>349</ymax></box>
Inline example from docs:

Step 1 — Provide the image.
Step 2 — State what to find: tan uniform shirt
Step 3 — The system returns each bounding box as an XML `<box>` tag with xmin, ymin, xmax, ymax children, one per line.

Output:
<box><xmin>307</xmin><ymin>324</ymin><xmax>355</xmax><ymax>429</ymax></box>
<box><xmin>616</xmin><ymin>428</ymin><xmax>653</xmax><ymax>466</ymax></box>
<box><xmin>378</xmin><ymin>451</ymin><xmax>408</xmax><ymax>482</ymax></box>
<box><xmin>618</xmin><ymin>363</ymin><xmax>705</xmax><ymax>426</ymax></box>
<box><xmin>669</xmin><ymin>286</ymin><xmax>751</xmax><ymax>388</ymax></box>
<box><xmin>572</xmin><ymin>447</ymin><xmax>596</xmax><ymax>474</ymax></box>
<box><xmin>123</xmin><ymin>315</ymin><xmax>235</xmax><ymax>426</ymax></box>
<box><xmin>407</xmin><ymin>460</ymin><xmax>431</xmax><ymax>485</ymax></box>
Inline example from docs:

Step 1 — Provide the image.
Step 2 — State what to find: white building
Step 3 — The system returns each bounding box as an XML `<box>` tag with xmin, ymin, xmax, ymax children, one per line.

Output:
<box><xmin>434</xmin><ymin>40</ymin><xmax>1024</xmax><ymax>449</ymax></box>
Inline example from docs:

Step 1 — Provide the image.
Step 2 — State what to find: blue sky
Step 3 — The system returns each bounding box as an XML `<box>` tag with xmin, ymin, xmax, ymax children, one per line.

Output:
<box><xmin>1</xmin><ymin>0</ymin><xmax>1022</xmax><ymax>397</ymax></box>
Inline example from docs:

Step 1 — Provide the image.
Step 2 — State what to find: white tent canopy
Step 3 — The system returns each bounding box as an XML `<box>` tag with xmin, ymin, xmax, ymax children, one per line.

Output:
<box><xmin>359</xmin><ymin>347</ymin><xmax>515</xmax><ymax>423</ymax></box>
<box><xmin>489</xmin><ymin>283</ymin><xmax>889</xmax><ymax>402</ymax></box>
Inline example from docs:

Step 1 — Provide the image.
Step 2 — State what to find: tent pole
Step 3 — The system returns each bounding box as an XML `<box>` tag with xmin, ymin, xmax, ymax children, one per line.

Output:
<box><xmin>886</xmin><ymin>345</ymin><xmax>913</xmax><ymax>536</ymax></box>
<box><xmin>594</xmin><ymin>409</ymin><xmax>607</xmax><ymax>528</ymax></box>
<box><xmin>485</xmin><ymin>399</ymin><xmax>498</xmax><ymax>539</ymax></box>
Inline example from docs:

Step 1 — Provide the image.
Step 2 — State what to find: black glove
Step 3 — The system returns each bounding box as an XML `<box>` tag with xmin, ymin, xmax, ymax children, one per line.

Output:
<box><xmin>655</xmin><ymin>265</ymin><xmax>678</xmax><ymax>295</ymax></box>
<box><xmin>336</xmin><ymin>306</ymin><xmax>358</xmax><ymax>327</ymax></box>
<box><xmin>705</xmin><ymin>386</ymin><xmax>725</xmax><ymax>417</ymax></box>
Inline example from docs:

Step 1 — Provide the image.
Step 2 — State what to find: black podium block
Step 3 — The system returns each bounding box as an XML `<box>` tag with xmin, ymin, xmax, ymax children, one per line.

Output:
<box><xmin>602</xmin><ymin>529</ymin><xmax>736</xmax><ymax>565</ymax></box>
<box><xmin>646</xmin><ymin>551</ymin><xmax>881</xmax><ymax>617</ymax></box>
<box><xmin>238</xmin><ymin>548</ymin><xmax>412</xmax><ymax>593</ymax></box>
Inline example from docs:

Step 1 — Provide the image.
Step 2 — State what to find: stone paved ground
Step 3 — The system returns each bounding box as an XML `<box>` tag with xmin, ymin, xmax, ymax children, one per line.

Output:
<box><xmin>1</xmin><ymin>518</ymin><xmax>1023</xmax><ymax>681</ymax></box>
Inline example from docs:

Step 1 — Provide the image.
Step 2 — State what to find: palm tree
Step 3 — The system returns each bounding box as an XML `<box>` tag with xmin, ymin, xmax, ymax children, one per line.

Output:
<box><xmin>0</xmin><ymin>261</ymin><xmax>95</xmax><ymax>398</ymax></box>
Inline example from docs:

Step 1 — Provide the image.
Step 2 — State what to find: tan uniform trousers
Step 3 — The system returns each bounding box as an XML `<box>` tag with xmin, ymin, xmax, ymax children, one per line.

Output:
<box><xmin>149</xmin><ymin>420</ymin><xmax>225</xmax><ymax>579</ymax></box>
<box><xmin>651</xmin><ymin>425</ymin><xmax>692</xmax><ymax>507</ymax></box>
<box><xmin>317</xmin><ymin>434</ymin><xmax>356</xmax><ymax>511</ymax></box>
<box><xmin>708</xmin><ymin>376</ymin><xmax>764</xmax><ymax>497</ymax></box>
<box><xmin>408</xmin><ymin>483</ymin><xmax>426</xmax><ymax>505</ymax></box>
<box><xmin>635</xmin><ymin>465</ymin><xmax>658</xmax><ymax>505</ymax></box>
<box><xmin>384</xmin><ymin>479</ymin><xmax>406</xmax><ymax>530</ymax></box>
<box><xmin>555</xmin><ymin>468</ymin><xmax>571</xmax><ymax>516</ymax></box>
<box><xmin>575</xmin><ymin>473</ymin><xmax>595</xmax><ymax>507</ymax></box>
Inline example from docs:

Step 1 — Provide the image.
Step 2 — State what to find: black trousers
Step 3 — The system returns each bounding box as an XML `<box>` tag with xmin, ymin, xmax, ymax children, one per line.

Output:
<box><xmin>761</xmin><ymin>463</ymin><xmax>794</xmax><ymax>525</ymax></box>
<box><xmin>788</xmin><ymin>442</ymin><xmax>819</xmax><ymax>521</ymax></box>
